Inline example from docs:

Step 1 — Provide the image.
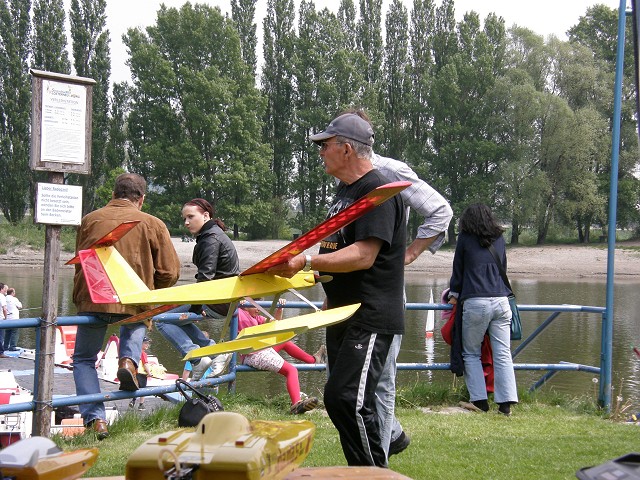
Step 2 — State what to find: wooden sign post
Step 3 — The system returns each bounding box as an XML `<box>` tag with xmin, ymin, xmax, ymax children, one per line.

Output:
<box><xmin>29</xmin><ymin>69</ymin><xmax>95</xmax><ymax>437</ymax></box>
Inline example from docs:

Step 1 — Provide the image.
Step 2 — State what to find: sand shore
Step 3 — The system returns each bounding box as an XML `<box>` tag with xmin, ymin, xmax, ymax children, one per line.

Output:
<box><xmin>2</xmin><ymin>238</ymin><xmax>638</xmax><ymax>281</ymax></box>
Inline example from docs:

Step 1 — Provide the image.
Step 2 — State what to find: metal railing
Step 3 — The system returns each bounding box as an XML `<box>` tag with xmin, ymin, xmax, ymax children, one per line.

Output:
<box><xmin>0</xmin><ymin>299</ymin><xmax>609</xmax><ymax>417</ymax></box>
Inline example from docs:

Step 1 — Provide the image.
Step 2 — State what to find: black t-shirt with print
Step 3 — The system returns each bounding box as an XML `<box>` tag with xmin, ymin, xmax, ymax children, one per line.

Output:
<box><xmin>319</xmin><ymin>169</ymin><xmax>406</xmax><ymax>335</ymax></box>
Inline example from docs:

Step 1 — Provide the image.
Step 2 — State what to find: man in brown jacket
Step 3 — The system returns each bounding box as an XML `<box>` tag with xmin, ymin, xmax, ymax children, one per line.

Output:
<box><xmin>72</xmin><ymin>173</ymin><xmax>180</xmax><ymax>439</ymax></box>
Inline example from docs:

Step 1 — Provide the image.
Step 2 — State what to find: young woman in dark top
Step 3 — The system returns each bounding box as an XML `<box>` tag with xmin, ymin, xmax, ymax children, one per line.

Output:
<box><xmin>448</xmin><ymin>203</ymin><xmax>518</xmax><ymax>415</ymax></box>
<box><xmin>156</xmin><ymin>198</ymin><xmax>240</xmax><ymax>380</ymax></box>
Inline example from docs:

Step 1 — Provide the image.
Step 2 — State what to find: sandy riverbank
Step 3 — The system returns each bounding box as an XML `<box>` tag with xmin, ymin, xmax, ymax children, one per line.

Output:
<box><xmin>2</xmin><ymin>238</ymin><xmax>639</xmax><ymax>281</ymax></box>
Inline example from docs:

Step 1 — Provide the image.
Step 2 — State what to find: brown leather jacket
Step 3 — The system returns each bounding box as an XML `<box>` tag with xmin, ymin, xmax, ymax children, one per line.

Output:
<box><xmin>73</xmin><ymin>199</ymin><xmax>181</xmax><ymax>315</ymax></box>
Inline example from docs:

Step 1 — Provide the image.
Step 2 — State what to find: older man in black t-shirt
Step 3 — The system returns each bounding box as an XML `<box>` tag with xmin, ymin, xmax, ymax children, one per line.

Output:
<box><xmin>268</xmin><ymin>113</ymin><xmax>406</xmax><ymax>467</ymax></box>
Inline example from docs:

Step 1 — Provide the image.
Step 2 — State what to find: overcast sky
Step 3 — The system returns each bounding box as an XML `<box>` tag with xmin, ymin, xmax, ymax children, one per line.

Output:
<box><xmin>64</xmin><ymin>0</ymin><xmax>626</xmax><ymax>84</ymax></box>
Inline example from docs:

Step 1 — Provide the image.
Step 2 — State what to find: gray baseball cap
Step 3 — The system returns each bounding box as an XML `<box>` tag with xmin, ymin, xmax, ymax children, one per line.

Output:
<box><xmin>309</xmin><ymin>113</ymin><xmax>375</xmax><ymax>146</ymax></box>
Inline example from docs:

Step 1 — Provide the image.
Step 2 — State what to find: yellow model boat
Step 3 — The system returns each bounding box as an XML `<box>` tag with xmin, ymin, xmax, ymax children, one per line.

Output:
<box><xmin>0</xmin><ymin>436</ymin><xmax>98</xmax><ymax>480</ymax></box>
<box><xmin>126</xmin><ymin>412</ymin><xmax>315</xmax><ymax>480</ymax></box>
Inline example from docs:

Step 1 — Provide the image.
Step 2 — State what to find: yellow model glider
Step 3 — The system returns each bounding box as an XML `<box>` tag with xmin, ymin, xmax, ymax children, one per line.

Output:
<box><xmin>69</xmin><ymin>181</ymin><xmax>410</xmax><ymax>356</ymax></box>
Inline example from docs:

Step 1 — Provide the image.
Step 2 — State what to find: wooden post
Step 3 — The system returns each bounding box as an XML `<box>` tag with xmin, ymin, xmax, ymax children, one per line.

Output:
<box><xmin>32</xmin><ymin>172</ymin><xmax>63</xmax><ymax>437</ymax></box>
<box><xmin>29</xmin><ymin>70</ymin><xmax>95</xmax><ymax>435</ymax></box>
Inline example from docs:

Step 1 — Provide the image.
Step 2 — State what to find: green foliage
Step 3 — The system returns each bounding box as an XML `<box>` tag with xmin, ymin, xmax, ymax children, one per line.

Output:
<box><xmin>0</xmin><ymin>219</ymin><xmax>77</xmax><ymax>253</ymax></box>
<box><xmin>31</xmin><ymin>0</ymin><xmax>71</xmax><ymax>73</ymax></box>
<box><xmin>0</xmin><ymin>0</ymin><xmax>31</xmax><ymax>224</ymax></box>
<box><xmin>93</xmin><ymin>167</ymin><xmax>126</xmax><ymax>209</ymax></box>
<box><xmin>125</xmin><ymin>3</ymin><xmax>271</xmax><ymax>237</ymax></box>
<box><xmin>17</xmin><ymin>1</ymin><xmax>638</xmax><ymax>240</ymax></box>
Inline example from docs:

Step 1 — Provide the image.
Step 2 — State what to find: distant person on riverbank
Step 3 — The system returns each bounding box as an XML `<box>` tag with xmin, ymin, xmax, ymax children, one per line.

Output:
<box><xmin>4</xmin><ymin>288</ymin><xmax>22</xmax><ymax>351</ymax></box>
<box><xmin>72</xmin><ymin>173</ymin><xmax>181</xmax><ymax>439</ymax></box>
<box><xmin>155</xmin><ymin>198</ymin><xmax>239</xmax><ymax>380</ymax></box>
<box><xmin>237</xmin><ymin>298</ymin><xmax>326</xmax><ymax>414</ymax></box>
<box><xmin>0</xmin><ymin>283</ymin><xmax>7</xmax><ymax>358</ymax></box>
<box><xmin>448</xmin><ymin>203</ymin><xmax>518</xmax><ymax>416</ymax></box>
<box><xmin>343</xmin><ymin>109</ymin><xmax>453</xmax><ymax>459</ymax></box>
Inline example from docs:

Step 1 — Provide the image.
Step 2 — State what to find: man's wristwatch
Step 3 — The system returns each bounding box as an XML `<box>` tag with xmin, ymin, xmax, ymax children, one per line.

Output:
<box><xmin>303</xmin><ymin>254</ymin><xmax>312</xmax><ymax>272</ymax></box>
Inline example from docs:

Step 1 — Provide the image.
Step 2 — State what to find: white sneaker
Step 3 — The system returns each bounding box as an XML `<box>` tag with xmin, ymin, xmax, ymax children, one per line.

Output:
<box><xmin>191</xmin><ymin>356</ymin><xmax>213</xmax><ymax>381</ymax></box>
<box><xmin>209</xmin><ymin>353</ymin><xmax>231</xmax><ymax>377</ymax></box>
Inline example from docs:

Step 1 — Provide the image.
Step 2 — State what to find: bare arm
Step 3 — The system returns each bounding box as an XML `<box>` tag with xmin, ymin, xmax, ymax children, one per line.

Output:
<box><xmin>266</xmin><ymin>238</ymin><xmax>384</xmax><ymax>278</ymax></box>
<box><xmin>405</xmin><ymin>235</ymin><xmax>439</xmax><ymax>265</ymax></box>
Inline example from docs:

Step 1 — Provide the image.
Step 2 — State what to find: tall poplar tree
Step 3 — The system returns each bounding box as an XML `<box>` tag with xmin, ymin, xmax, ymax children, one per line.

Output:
<box><xmin>407</xmin><ymin>0</ymin><xmax>435</xmax><ymax>154</ymax></box>
<box><xmin>337</xmin><ymin>0</ymin><xmax>356</xmax><ymax>50</ymax></box>
<box><xmin>231</xmin><ymin>0</ymin><xmax>258</xmax><ymax>78</ymax></box>
<box><xmin>294</xmin><ymin>1</ymin><xmax>323</xmax><ymax>231</ymax></box>
<box><xmin>31</xmin><ymin>0</ymin><xmax>70</xmax><ymax>73</ymax></box>
<box><xmin>0</xmin><ymin>0</ymin><xmax>31</xmax><ymax>223</ymax></box>
<box><xmin>262</xmin><ymin>0</ymin><xmax>296</xmax><ymax>237</ymax></box>
<box><xmin>382</xmin><ymin>0</ymin><xmax>410</xmax><ymax>157</ymax></box>
<box><xmin>69</xmin><ymin>0</ymin><xmax>112</xmax><ymax>214</ymax></box>
<box><xmin>357</xmin><ymin>0</ymin><xmax>383</xmax><ymax>111</ymax></box>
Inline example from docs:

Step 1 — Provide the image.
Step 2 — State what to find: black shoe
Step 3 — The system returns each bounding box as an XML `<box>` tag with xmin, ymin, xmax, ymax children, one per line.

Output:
<box><xmin>389</xmin><ymin>431</ymin><xmax>410</xmax><ymax>457</ymax></box>
<box><xmin>498</xmin><ymin>402</ymin><xmax>512</xmax><ymax>416</ymax></box>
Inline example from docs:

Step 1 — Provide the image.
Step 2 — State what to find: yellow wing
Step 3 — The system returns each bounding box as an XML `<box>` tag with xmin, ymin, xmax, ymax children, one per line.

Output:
<box><xmin>184</xmin><ymin>333</ymin><xmax>296</xmax><ymax>360</ymax></box>
<box><xmin>184</xmin><ymin>304</ymin><xmax>360</xmax><ymax>360</ymax></box>
<box><xmin>236</xmin><ymin>304</ymin><xmax>360</xmax><ymax>339</ymax></box>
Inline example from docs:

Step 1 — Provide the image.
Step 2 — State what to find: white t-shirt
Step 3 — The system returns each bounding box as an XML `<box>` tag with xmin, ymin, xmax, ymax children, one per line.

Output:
<box><xmin>0</xmin><ymin>294</ymin><xmax>6</xmax><ymax>320</ymax></box>
<box><xmin>6</xmin><ymin>295</ymin><xmax>21</xmax><ymax>319</ymax></box>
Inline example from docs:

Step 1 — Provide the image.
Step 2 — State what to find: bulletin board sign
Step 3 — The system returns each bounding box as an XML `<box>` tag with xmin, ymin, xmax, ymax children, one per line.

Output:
<box><xmin>35</xmin><ymin>183</ymin><xmax>83</xmax><ymax>226</ymax></box>
<box><xmin>30</xmin><ymin>69</ymin><xmax>95</xmax><ymax>174</ymax></box>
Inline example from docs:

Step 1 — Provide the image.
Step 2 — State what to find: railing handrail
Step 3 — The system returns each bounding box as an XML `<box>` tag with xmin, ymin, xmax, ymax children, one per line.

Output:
<box><xmin>0</xmin><ymin>299</ymin><xmax>609</xmax><ymax>417</ymax></box>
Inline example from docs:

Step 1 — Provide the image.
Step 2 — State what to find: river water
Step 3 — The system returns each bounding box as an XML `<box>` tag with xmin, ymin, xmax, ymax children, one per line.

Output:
<box><xmin>1</xmin><ymin>266</ymin><xmax>639</xmax><ymax>409</ymax></box>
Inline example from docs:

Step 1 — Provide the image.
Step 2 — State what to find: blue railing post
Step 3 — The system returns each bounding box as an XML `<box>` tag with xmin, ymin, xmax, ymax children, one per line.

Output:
<box><xmin>599</xmin><ymin>0</ymin><xmax>627</xmax><ymax>411</ymax></box>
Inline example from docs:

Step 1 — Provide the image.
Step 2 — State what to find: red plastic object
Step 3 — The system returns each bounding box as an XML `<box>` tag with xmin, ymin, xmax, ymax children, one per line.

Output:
<box><xmin>66</xmin><ymin>220</ymin><xmax>141</xmax><ymax>265</ymax></box>
<box><xmin>78</xmin><ymin>249</ymin><xmax>118</xmax><ymax>304</ymax></box>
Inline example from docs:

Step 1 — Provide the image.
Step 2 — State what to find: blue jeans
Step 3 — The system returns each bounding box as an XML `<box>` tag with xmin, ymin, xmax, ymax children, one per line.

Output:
<box><xmin>3</xmin><ymin>328</ymin><xmax>18</xmax><ymax>350</ymax></box>
<box><xmin>462</xmin><ymin>297</ymin><xmax>518</xmax><ymax>404</ymax></box>
<box><xmin>72</xmin><ymin>313</ymin><xmax>147</xmax><ymax>425</ymax></box>
<box><xmin>376</xmin><ymin>333</ymin><xmax>403</xmax><ymax>456</ymax></box>
<box><xmin>155</xmin><ymin>305</ymin><xmax>214</xmax><ymax>357</ymax></box>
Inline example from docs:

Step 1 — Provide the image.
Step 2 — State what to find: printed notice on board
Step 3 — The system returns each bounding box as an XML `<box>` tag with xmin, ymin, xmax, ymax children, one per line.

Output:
<box><xmin>41</xmin><ymin>79</ymin><xmax>86</xmax><ymax>164</ymax></box>
<box><xmin>35</xmin><ymin>183</ymin><xmax>82</xmax><ymax>226</ymax></box>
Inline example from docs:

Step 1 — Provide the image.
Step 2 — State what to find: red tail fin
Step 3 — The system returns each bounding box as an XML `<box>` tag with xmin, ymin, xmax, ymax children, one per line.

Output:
<box><xmin>66</xmin><ymin>221</ymin><xmax>141</xmax><ymax>265</ymax></box>
<box><xmin>79</xmin><ymin>249</ymin><xmax>119</xmax><ymax>304</ymax></box>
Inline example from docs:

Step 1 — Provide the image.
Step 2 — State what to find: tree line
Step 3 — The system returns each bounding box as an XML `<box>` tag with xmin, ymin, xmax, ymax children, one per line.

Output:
<box><xmin>1</xmin><ymin>0</ymin><xmax>638</xmax><ymax>244</ymax></box>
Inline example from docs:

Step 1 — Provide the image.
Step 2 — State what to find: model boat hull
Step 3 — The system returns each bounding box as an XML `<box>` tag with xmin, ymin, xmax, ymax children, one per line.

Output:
<box><xmin>126</xmin><ymin>412</ymin><xmax>315</xmax><ymax>480</ymax></box>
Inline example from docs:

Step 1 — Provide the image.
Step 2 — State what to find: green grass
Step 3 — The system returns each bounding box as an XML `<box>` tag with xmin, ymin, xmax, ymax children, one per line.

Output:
<box><xmin>54</xmin><ymin>385</ymin><xmax>638</xmax><ymax>479</ymax></box>
<box><xmin>0</xmin><ymin>219</ymin><xmax>76</xmax><ymax>253</ymax></box>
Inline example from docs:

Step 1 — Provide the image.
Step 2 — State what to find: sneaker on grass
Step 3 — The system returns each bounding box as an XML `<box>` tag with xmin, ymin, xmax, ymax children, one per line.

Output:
<box><xmin>290</xmin><ymin>396</ymin><xmax>318</xmax><ymax>415</ymax></box>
